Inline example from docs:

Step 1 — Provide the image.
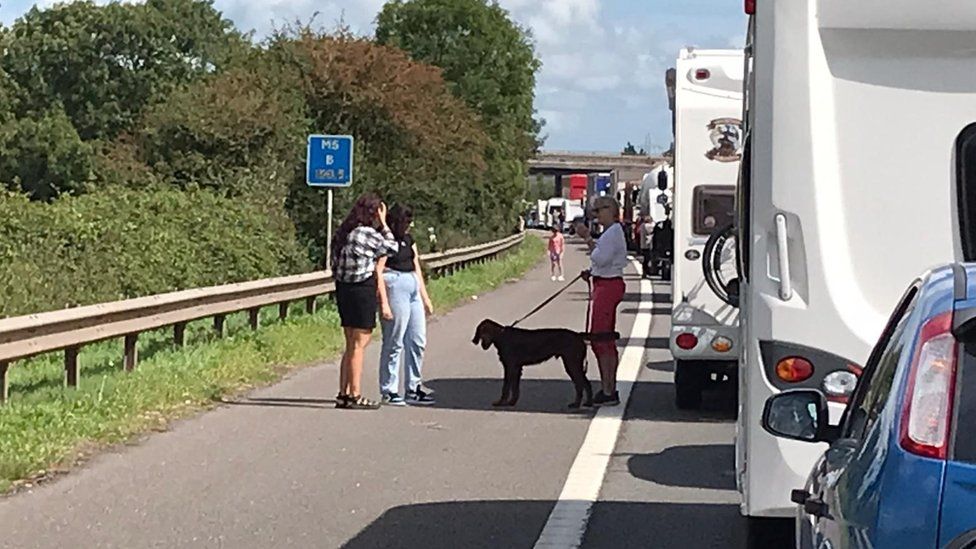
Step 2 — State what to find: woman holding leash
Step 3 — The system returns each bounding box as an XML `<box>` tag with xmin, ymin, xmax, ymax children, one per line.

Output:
<box><xmin>575</xmin><ymin>196</ymin><xmax>629</xmax><ymax>406</ymax></box>
<box><xmin>376</xmin><ymin>205</ymin><xmax>436</xmax><ymax>406</ymax></box>
<box><xmin>332</xmin><ymin>193</ymin><xmax>398</xmax><ymax>410</ymax></box>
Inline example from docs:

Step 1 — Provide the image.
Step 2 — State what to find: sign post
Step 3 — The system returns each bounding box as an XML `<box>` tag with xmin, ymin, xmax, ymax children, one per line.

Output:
<box><xmin>306</xmin><ymin>134</ymin><xmax>354</xmax><ymax>273</ymax></box>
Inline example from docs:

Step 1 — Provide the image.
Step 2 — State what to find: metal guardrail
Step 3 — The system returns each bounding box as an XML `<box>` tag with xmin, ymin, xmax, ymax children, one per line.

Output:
<box><xmin>0</xmin><ymin>232</ymin><xmax>526</xmax><ymax>402</ymax></box>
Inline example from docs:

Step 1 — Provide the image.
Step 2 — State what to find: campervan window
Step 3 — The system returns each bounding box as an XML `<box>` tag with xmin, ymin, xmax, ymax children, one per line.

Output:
<box><xmin>956</xmin><ymin>123</ymin><xmax>976</xmax><ymax>261</ymax></box>
<box><xmin>692</xmin><ymin>185</ymin><xmax>735</xmax><ymax>236</ymax></box>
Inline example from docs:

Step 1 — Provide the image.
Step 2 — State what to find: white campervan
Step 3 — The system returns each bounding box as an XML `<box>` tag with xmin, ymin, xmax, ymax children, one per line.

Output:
<box><xmin>734</xmin><ymin>0</ymin><xmax>976</xmax><ymax>543</ymax></box>
<box><xmin>669</xmin><ymin>48</ymin><xmax>744</xmax><ymax>409</ymax></box>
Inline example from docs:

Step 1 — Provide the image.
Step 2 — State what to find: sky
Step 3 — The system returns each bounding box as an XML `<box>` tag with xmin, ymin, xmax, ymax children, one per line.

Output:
<box><xmin>0</xmin><ymin>0</ymin><xmax>747</xmax><ymax>153</ymax></box>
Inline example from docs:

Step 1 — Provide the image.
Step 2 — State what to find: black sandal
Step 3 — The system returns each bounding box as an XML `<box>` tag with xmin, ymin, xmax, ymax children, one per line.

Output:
<box><xmin>335</xmin><ymin>393</ymin><xmax>351</xmax><ymax>409</ymax></box>
<box><xmin>345</xmin><ymin>395</ymin><xmax>380</xmax><ymax>410</ymax></box>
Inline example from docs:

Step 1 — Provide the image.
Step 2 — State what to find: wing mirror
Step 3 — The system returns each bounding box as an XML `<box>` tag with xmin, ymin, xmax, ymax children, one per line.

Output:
<box><xmin>761</xmin><ymin>389</ymin><xmax>839</xmax><ymax>444</ymax></box>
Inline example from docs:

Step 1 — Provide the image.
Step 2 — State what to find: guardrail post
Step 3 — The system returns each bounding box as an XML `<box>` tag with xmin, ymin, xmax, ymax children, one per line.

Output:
<box><xmin>124</xmin><ymin>334</ymin><xmax>138</xmax><ymax>372</ymax></box>
<box><xmin>278</xmin><ymin>302</ymin><xmax>289</xmax><ymax>321</ymax></box>
<box><xmin>213</xmin><ymin>315</ymin><xmax>226</xmax><ymax>337</ymax></box>
<box><xmin>248</xmin><ymin>308</ymin><xmax>260</xmax><ymax>330</ymax></box>
<box><xmin>0</xmin><ymin>361</ymin><xmax>8</xmax><ymax>403</ymax></box>
<box><xmin>65</xmin><ymin>346</ymin><xmax>80</xmax><ymax>388</ymax></box>
<box><xmin>305</xmin><ymin>296</ymin><xmax>317</xmax><ymax>314</ymax></box>
<box><xmin>174</xmin><ymin>323</ymin><xmax>186</xmax><ymax>348</ymax></box>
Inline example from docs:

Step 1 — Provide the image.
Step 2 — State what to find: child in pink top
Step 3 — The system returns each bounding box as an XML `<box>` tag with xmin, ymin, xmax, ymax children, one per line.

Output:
<box><xmin>548</xmin><ymin>226</ymin><xmax>565</xmax><ymax>281</ymax></box>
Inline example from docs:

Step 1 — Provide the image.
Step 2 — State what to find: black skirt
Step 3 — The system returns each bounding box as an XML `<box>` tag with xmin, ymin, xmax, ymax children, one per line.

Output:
<box><xmin>335</xmin><ymin>276</ymin><xmax>378</xmax><ymax>330</ymax></box>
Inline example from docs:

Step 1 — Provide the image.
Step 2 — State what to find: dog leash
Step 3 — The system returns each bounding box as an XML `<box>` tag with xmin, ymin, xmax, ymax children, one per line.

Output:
<box><xmin>509</xmin><ymin>272</ymin><xmax>584</xmax><ymax>328</ymax></box>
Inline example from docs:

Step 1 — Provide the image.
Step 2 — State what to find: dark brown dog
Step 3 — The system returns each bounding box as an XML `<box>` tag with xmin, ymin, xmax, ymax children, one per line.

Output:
<box><xmin>472</xmin><ymin>319</ymin><xmax>619</xmax><ymax>409</ymax></box>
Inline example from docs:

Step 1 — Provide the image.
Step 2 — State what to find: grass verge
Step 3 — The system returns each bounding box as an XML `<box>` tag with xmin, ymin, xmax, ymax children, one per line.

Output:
<box><xmin>0</xmin><ymin>235</ymin><xmax>545</xmax><ymax>494</ymax></box>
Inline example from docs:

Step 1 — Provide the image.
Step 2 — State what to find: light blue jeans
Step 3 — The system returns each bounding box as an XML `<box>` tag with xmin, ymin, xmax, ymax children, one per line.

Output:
<box><xmin>379</xmin><ymin>270</ymin><xmax>427</xmax><ymax>395</ymax></box>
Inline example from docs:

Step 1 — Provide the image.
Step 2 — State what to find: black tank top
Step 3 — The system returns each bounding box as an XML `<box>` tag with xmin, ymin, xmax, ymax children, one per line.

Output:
<box><xmin>386</xmin><ymin>234</ymin><xmax>416</xmax><ymax>272</ymax></box>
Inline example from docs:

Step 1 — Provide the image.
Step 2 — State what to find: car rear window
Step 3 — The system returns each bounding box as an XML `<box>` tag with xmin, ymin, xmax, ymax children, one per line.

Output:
<box><xmin>956</xmin><ymin>124</ymin><xmax>976</xmax><ymax>261</ymax></box>
<box><xmin>953</xmin><ymin>344</ymin><xmax>976</xmax><ymax>463</ymax></box>
<box><xmin>692</xmin><ymin>185</ymin><xmax>735</xmax><ymax>236</ymax></box>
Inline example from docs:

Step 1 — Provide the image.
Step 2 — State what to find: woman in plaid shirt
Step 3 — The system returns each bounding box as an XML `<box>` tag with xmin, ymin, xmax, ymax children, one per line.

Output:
<box><xmin>331</xmin><ymin>193</ymin><xmax>398</xmax><ymax>410</ymax></box>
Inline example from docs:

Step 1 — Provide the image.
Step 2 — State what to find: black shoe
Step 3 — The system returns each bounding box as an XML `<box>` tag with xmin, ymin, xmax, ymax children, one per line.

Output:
<box><xmin>406</xmin><ymin>387</ymin><xmax>436</xmax><ymax>406</ymax></box>
<box><xmin>593</xmin><ymin>391</ymin><xmax>620</xmax><ymax>406</ymax></box>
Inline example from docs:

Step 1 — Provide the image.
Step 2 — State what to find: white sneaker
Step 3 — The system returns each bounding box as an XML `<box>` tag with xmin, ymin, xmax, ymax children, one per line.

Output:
<box><xmin>558</xmin><ymin>276</ymin><xmax>565</xmax><ymax>281</ymax></box>
<box><xmin>551</xmin><ymin>276</ymin><xmax>557</xmax><ymax>281</ymax></box>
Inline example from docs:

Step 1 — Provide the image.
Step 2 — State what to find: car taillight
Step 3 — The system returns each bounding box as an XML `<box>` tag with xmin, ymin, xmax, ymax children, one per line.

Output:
<box><xmin>676</xmin><ymin>333</ymin><xmax>698</xmax><ymax>350</ymax></box>
<box><xmin>776</xmin><ymin>357</ymin><xmax>813</xmax><ymax>383</ymax></box>
<box><xmin>900</xmin><ymin>312</ymin><xmax>958</xmax><ymax>460</ymax></box>
<box><xmin>745</xmin><ymin>0</ymin><xmax>756</xmax><ymax>15</ymax></box>
<box><xmin>695</xmin><ymin>69</ymin><xmax>711</xmax><ymax>81</ymax></box>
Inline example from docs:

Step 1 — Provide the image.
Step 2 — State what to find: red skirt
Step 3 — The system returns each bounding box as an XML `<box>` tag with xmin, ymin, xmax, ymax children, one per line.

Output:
<box><xmin>590</xmin><ymin>276</ymin><xmax>625</xmax><ymax>358</ymax></box>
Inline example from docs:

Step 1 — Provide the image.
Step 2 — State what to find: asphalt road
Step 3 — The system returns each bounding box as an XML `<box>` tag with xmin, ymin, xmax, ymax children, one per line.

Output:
<box><xmin>0</xmin><ymin>240</ymin><xmax>744</xmax><ymax>548</ymax></box>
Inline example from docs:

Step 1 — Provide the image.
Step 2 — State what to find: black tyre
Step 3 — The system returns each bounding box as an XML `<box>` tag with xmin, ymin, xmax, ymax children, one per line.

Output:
<box><xmin>746</xmin><ymin>517</ymin><xmax>795</xmax><ymax>549</ymax></box>
<box><xmin>674</xmin><ymin>360</ymin><xmax>705</xmax><ymax>410</ymax></box>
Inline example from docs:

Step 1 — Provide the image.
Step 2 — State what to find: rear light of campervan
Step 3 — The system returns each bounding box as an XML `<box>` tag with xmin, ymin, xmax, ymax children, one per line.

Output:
<box><xmin>900</xmin><ymin>312</ymin><xmax>958</xmax><ymax>460</ymax></box>
<box><xmin>745</xmin><ymin>0</ymin><xmax>755</xmax><ymax>15</ymax></box>
<box><xmin>775</xmin><ymin>357</ymin><xmax>814</xmax><ymax>383</ymax></box>
<box><xmin>711</xmin><ymin>336</ymin><xmax>733</xmax><ymax>353</ymax></box>
<box><xmin>694</xmin><ymin>69</ymin><xmax>711</xmax><ymax>81</ymax></box>
<box><xmin>676</xmin><ymin>333</ymin><xmax>698</xmax><ymax>350</ymax></box>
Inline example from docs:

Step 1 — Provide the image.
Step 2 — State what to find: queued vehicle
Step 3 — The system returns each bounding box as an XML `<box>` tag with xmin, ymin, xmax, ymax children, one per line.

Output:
<box><xmin>762</xmin><ymin>264</ymin><xmax>976</xmax><ymax>549</ymax></box>
<box><xmin>730</xmin><ymin>1</ymin><xmax>976</xmax><ymax>543</ymax></box>
<box><xmin>668</xmin><ymin>47</ymin><xmax>744</xmax><ymax>410</ymax></box>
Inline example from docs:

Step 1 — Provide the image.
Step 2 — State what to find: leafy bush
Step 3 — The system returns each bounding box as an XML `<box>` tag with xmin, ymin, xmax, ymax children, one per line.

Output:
<box><xmin>263</xmin><ymin>32</ymin><xmax>496</xmax><ymax>262</ymax></box>
<box><xmin>0</xmin><ymin>187</ymin><xmax>311</xmax><ymax>317</ymax></box>
<box><xmin>0</xmin><ymin>109</ymin><xmax>95</xmax><ymax>201</ymax></box>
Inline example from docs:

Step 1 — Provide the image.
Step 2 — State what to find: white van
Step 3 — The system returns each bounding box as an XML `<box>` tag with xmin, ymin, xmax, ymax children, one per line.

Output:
<box><xmin>733</xmin><ymin>0</ymin><xmax>976</xmax><ymax>543</ymax></box>
<box><xmin>669</xmin><ymin>48</ymin><xmax>744</xmax><ymax>409</ymax></box>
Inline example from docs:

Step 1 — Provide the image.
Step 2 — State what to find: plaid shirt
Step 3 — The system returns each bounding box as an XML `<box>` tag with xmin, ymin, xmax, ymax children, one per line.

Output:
<box><xmin>332</xmin><ymin>226</ymin><xmax>399</xmax><ymax>283</ymax></box>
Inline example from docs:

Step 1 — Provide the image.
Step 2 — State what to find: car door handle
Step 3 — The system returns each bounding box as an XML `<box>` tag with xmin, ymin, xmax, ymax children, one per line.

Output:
<box><xmin>804</xmin><ymin>497</ymin><xmax>830</xmax><ymax>518</ymax></box>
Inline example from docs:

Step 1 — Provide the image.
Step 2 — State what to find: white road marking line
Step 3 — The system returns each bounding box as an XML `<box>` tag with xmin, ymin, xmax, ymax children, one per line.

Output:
<box><xmin>533</xmin><ymin>261</ymin><xmax>655</xmax><ymax>549</ymax></box>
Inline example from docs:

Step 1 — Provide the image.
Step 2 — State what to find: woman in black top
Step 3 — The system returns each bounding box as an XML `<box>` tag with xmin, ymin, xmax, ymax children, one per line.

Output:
<box><xmin>376</xmin><ymin>205</ymin><xmax>435</xmax><ymax>406</ymax></box>
<box><xmin>331</xmin><ymin>193</ymin><xmax>398</xmax><ymax>410</ymax></box>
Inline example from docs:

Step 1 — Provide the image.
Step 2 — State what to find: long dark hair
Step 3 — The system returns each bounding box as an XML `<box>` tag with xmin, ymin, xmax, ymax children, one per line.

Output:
<box><xmin>388</xmin><ymin>204</ymin><xmax>414</xmax><ymax>241</ymax></box>
<box><xmin>331</xmin><ymin>193</ymin><xmax>382</xmax><ymax>260</ymax></box>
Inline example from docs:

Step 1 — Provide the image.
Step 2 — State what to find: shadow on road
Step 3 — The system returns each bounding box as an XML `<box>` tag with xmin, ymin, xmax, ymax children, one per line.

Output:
<box><xmin>567</xmin><ymin>292</ymin><xmax>671</xmax><ymax>304</ymax></box>
<box><xmin>341</xmin><ymin>499</ymin><xmax>746</xmax><ymax>549</ymax></box>
<box><xmin>219</xmin><ymin>397</ymin><xmax>336</xmax><ymax>409</ymax></box>
<box><xmin>624</xmin><ymin>378</ymin><xmax>736</xmax><ymax>423</ymax></box>
<box><xmin>625</xmin><ymin>444</ymin><xmax>736</xmax><ymax>491</ymax></box>
<box><xmin>620</xmin><ymin>305</ymin><xmax>672</xmax><ymax>316</ymax></box>
<box><xmin>617</xmin><ymin>337</ymin><xmax>669</xmax><ymax>349</ymax></box>
<box><xmin>425</xmin><ymin>378</ymin><xmax>597</xmax><ymax>417</ymax></box>
<box><xmin>424</xmin><ymin>376</ymin><xmax>735</xmax><ymax>422</ymax></box>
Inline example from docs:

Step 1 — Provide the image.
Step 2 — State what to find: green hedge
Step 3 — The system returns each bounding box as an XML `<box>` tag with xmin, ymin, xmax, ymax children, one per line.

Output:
<box><xmin>0</xmin><ymin>187</ymin><xmax>312</xmax><ymax>317</ymax></box>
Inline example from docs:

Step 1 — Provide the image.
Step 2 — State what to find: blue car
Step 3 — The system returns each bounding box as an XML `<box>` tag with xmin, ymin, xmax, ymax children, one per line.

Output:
<box><xmin>761</xmin><ymin>263</ymin><xmax>976</xmax><ymax>549</ymax></box>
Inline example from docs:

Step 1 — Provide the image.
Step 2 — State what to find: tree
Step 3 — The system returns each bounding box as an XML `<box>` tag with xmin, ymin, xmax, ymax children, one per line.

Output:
<box><xmin>376</xmin><ymin>0</ymin><xmax>541</xmax><ymax>156</ymax></box>
<box><xmin>2</xmin><ymin>0</ymin><xmax>245</xmax><ymax>142</ymax></box>
<box><xmin>375</xmin><ymin>0</ymin><xmax>543</xmax><ymax>233</ymax></box>
<box><xmin>622</xmin><ymin>141</ymin><xmax>648</xmax><ymax>156</ymax></box>
<box><xmin>0</xmin><ymin>109</ymin><xmax>94</xmax><ymax>201</ymax></box>
<box><xmin>261</xmin><ymin>30</ymin><xmax>494</xmax><ymax>259</ymax></box>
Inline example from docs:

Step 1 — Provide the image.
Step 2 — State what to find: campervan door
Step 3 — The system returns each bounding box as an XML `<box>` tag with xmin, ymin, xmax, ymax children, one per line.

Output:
<box><xmin>738</xmin><ymin>0</ymin><xmax>976</xmax><ymax>526</ymax></box>
<box><xmin>668</xmin><ymin>48</ymin><xmax>744</xmax><ymax>408</ymax></box>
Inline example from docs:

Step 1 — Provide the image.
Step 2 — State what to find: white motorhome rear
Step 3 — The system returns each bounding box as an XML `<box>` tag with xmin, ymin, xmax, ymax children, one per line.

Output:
<box><xmin>669</xmin><ymin>48</ymin><xmax>744</xmax><ymax>409</ymax></box>
<box><xmin>737</xmin><ymin>0</ymin><xmax>976</xmax><ymax>536</ymax></box>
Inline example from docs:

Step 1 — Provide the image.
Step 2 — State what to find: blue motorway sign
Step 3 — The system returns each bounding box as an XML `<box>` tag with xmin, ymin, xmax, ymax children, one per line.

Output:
<box><xmin>306</xmin><ymin>135</ymin><xmax>354</xmax><ymax>187</ymax></box>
